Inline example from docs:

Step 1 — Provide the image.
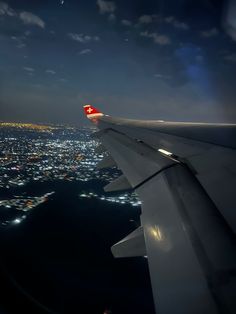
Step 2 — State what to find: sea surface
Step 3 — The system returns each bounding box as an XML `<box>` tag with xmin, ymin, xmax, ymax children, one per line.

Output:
<box><xmin>0</xmin><ymin>180</ymin><xmax>155</xmax><ymax>314</ymax></box>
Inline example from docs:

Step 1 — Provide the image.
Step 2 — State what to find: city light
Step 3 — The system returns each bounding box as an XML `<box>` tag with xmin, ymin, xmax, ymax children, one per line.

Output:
<box><xmin>0</xmin><ymin>123</ymin><xmax>141</xmax><ymax>227</ymax></box>
<box><xmin>13</xmin><ymin>218</ymin><xmax>22</xmax><ymax>224</ymax></box>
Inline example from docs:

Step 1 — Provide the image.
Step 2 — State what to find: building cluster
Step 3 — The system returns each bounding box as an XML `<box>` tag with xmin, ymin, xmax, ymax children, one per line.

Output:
<box><xmin>0</xmin><ymin>124</ymin><xmax>141</xmax><ymax>226</ymax></box>
<box><xmin>79</xmin><ymin>191</ymin><xmax>142</xmax><ymax>207</ymax></box>
<box><xmin>0</xmin><ymin>192</ymin><xmax>54</xmax><ymax>226</ymax></box>
<box><xmin>0</xmin><ymin>125</ymin><xmax>109</xmax><ymax>187</ymax></box>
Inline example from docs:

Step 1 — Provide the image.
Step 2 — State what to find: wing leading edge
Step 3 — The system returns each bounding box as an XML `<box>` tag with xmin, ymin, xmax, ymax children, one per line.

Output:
<box><xmin>83</xmin><ymin>104</ymin><xmax>236</xmax><ymax>314</ymax></box>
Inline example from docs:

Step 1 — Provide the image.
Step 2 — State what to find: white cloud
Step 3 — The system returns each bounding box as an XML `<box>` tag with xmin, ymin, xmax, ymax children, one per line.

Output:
<box><xmin>141</xmin><ymin>31</ymin><xmax>171</xmax><ymax>45</ymax></box>
<box><xmin>17</xmin><ymin>43</ymin><xmax>26</xmax><ymax>49</ymax></box>
<box><xmin>224</xmin><ymin>53</ymin><xmax>236</xmax><ymax>62</ymax></box>
<box><xmin>201</xmin><ymin>28</ymin><xmax>218</xmax><ymax>38</ymax></box>
<box><xmin>68</xmin><ymin>33</ymin><xmax>100</xmax><ymax>43</ymax></box>
<box><xmin>165</xmin><ymin>16</ymin><xmax>189</xmax><ymax>30</ymax></box>
<box><xmin>138</xmin><ymin>15</ymin><xmax>153</xmax><ymax>24</ymax></box>
<box><xmin>154</xmin><ymin>73</ymin><xmax>163</xmax><ymax>78</ymax></box>
<box><xmin>165</xmin><ymin>16</ymin><xmax>174</xmax><ymax>23</ymax></box>
<box><xmin>19</xmin><ymin>11</ymin><xmax>45</xmax><ymax>29</ymax></box>
<box><xmin>59</xmin><ymin>78</ymin><xmax>67</xmax><ymax>82</ymax></box>
<box><xmin>24</xmin><ymin>30</ymin><xmax>31</xmax><ymax>36</ymax></box>
<box><xmin>196</xmin><ymin>55</ymin><xmax>204</xmax><ymax>62</ymax></box>
<box><xmin>223</xmin><ymin>0</ymin><xmax>236</xmax><ymax>41</ymax></box>
<box><xmin>172</xmin><ymin>21</ymin><xmax>189</xmax><ymax>30</ymax></box>
<box><xmin>137</xmin><ymin>14</ymin><xmax>159</xmax><ymax>25</ymax></box>
<box><xmin>121</xmin><ymin>19</ymin><xmax>132</xmax><ymax>26</ymax></box>
<box><xmin>97</xmin><ymin>0</ymin><xmax>116</xmax><ymax>14</ymax></box>
<box><xmin>0</xmin><ymin>2</ymin><xmax>45</xmax><ymax>30</ymax></box>
<box><xmin>108</xmin><ymin>13</ymin><xmax>116</xmax><ymax>22</ymax></box>
<box><xmin>137</xmin><ymin>14</ymin><xmax>188</xmax><ymax>30</ymax></box>
<box><xmin>11</xmin><ymin>36</ymin><xmax>26</xmax><ymax>49</ymax></box>
<box><xmin>46</xmin><ymin>69</ymin><xmax>56</xmax><ymax>75</ymax></box>
<box><xmin>0</xmin><ymin>2</ymin><xmax>16</xmax><ymax>16</ymax></box>
<box><xmin>23</xmin><ymin>67</ymin><xmax>35</xmax><ymax>72</ymax></box>
<box><xmin>153</xmin><ymin>34</ymin><xmax>170</xmax><ymax>45</ymax></box>
<box><xmin>79</xmin><ymin>49</ymin><xmax>92</xmax><ymax>55</ymax></box>
<box><xmin>154</xmin><ymin>73</ymin><xmax>171</xmax><ymax>79</ymax></box>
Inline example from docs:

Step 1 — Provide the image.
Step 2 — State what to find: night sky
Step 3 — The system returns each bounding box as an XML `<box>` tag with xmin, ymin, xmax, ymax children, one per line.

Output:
<box><xmin>0</xmin><ymin>0</ymin><xmax>236</xmax><ymax>124</ymax></box>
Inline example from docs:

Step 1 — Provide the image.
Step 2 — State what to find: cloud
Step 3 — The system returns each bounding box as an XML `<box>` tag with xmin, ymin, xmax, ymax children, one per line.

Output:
<box><xmin>68</xmin><ymin>33</ymin><xmax>100</xmax><ymax>43</ymax></box>
<box><xmin>24</xmin><ymin>30</ymin><xmax>31</xmax><ymax>36</ymax></box>
<box><xmin>0</xmin><ymin>2</ymin><xmax>16</xmax><ymax>16</ymax></box>
<box><xmin>0</xmin><ymin>2</ymin><xmax>45</xmax><ymax>30</ymax></box>
<box><xmin>11</xmin><ymin>35</ymin><xmax>26</xmax><ymax>49</ymax></box>
<box><xmin>17</xmin><ymin>43</ymin><xmax>26</xmax><ymax>49</ymax></box>
<box><xmin>201</xmin><ymin>28</ymin><xmax>218</xmax><ymax>38</ymax></box>
<box><xmin>19</xmin><ymin>11</ymin><xmax>45</xmax><ymax>28</ymax></box>
<box><xmin>138</xmin><ymin>15</ymin><xmax>153</xmax><ymax>24</ymax></box>
<box><xmin>46</xmin><ymin>69</ymin><xmax>56</xmax><ymax>75</ymax></box>
<box><xmin>79</xmin><ymin>49</ymin><xmax>92</xmax><ymax>55</ymax></box>
<box><xmin>154</xmin><ymin>73</ymin><xmax>171</xmax><ymax>79</ymax></box>
<box><xmin>23</xmin><ymin>67</ymin><xmax>35</xmax><ymax>72</ymax></box>
<box><xmin>165</xmin><ymin>16</ymin><xmax>189</xmax><ymax>30</ymax></box>
<box><xmin>58</xmin><ymin>78</ymin><xmax>67</xmax><ymax>83</ymax></box>
<box><xmin>165</xmin><ymin>16</ymin><xmax>174</xmax><ymax>23</ymax></box>
<box><xmin>121</xmin><ymin>19</ymin><xmax>132</xmax><ymax>26</ymax></box>
<box><xmin>174</xmin><ymin>21</ymin><xmax>189</xmax><ymax>30</ymax></box>
<box><xmin>223</xmin><ymin>0</ymin><xmax>236</xmax><ymax>41</ymax></box>
<box><xmin>97</xmin><ymin>0</ymin><xmax>116</xmax><ymax>14</ymax></box>
<box><xmin>108</xmin><ymin>13</ymin><xmax>116</xmax><ymax>22</ymax></box>
<box><xmin>141</xmin><ymin>31</ymin><xmax>171</xmax><ymax>45</ymax></box>
<box><xmin>136</xmin><ymin>14</ymin><xmax>188</xmax><ymax>31</ymax></box>
<box><xmin>224</xmin><ymin>53</ymin><xmax>236</xmax><ymax>62</ymax></box>
<box><xmin>153</xmin><ymin>34</ymin><xmax>170</xmax><ymax>45</ymax></box>
<box><xmin>137</xmin><ymin>14</ymin><xmax>160</xmax><ymax>25</ymax></box>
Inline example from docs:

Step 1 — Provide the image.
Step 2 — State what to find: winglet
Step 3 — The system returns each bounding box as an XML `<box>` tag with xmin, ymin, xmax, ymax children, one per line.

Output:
<box><xmin>83</xmin><ymin>104</ymin><xmax>104</xmax><ymax>119</ymax></box>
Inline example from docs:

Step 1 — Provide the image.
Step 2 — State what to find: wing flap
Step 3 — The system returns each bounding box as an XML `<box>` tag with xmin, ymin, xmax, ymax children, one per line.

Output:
<box><xmin>94</xmin><ymin>128</ymin><xmax>176</xmax><ymax>188</ymax></box>
<box><xmin>111</xmin><ymin>226</ymin><xmax>146</xmax><ymax>258</ymax></box>
<box><xmin>96</xmin><ymin>154</ymin><xmax>116</xmax><ymax>169</ymax></box>
<box><xmin>104</xmin><ymin>175</ymin><xmax>132</xmax><ymax>192</ymax></box>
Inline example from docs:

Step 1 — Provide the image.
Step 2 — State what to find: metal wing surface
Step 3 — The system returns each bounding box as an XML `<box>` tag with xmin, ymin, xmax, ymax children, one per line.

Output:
<box><xmin>84</xmin><ymin>104</ymin><xmax>236</xmax><ymax>314</ymax></box>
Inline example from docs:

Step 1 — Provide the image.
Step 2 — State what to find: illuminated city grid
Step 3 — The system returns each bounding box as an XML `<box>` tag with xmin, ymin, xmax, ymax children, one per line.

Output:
<box><xmin>0</xmin><ymin>122</ymin><xmax>57</xmax><ymax>131</ymax></box>
<box><xmin>0</xmin><ymin>124</ymin><xmax>118</xmax><ymax>187</ymax></box>
<box><xmin>0</xmin><ymin>124</ymin><xmax>140</xmax><ymax>225</ymax></box>
<box><xmin>0</xmin><ymin>192</ymin><xmax>54</xmax><ymax>226</ymax></box>
<box><xmin>79</xmin><ymin>191</ymin><xmax>142</xmax><ymax>207</ymax></box>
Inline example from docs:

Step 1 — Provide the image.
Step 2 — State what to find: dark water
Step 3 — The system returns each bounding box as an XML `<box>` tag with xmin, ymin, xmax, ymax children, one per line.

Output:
<box><xmin>0</xmin><ymin>180</ymin><xmax>155</xmax><ymax>314</ymax></box>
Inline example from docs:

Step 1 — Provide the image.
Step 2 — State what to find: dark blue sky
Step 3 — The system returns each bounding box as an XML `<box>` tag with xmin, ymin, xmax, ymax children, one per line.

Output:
<box><xmin>0</xmin><ymin>0</ymin><xmax>236</xmax><ymax>124</ymax></box>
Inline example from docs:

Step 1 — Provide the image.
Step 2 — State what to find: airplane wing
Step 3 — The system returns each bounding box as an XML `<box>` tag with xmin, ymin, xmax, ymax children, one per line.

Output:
<box><xmin>83</xmin><ymin>104</ymin><xmax>236</xmax><ymax>314</ymax></box>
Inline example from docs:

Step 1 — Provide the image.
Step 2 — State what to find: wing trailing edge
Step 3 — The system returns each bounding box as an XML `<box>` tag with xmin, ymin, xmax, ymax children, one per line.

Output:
<box><xmin>111</xmin><ymin>226</ymin><xmax>146</xmax><ymax>258</ymax></box>
<box><xmin>104</xmin><ymin>175</ymin><xmax>132</xmax><ymax>192</ymax></box>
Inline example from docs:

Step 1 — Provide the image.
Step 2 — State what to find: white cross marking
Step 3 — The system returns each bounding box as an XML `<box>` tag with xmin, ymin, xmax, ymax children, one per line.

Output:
<box><xmin>87</xmin><ymin>107</ymin><xmax>93</xmax><ymax>113</ymax></box>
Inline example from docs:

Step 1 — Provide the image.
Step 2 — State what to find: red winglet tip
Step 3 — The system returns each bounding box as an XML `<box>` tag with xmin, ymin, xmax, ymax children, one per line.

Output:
<box><xmin>83</xmin><ymin>104</ymin><xmax>104</xmax><ymax>119</ymax></box>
